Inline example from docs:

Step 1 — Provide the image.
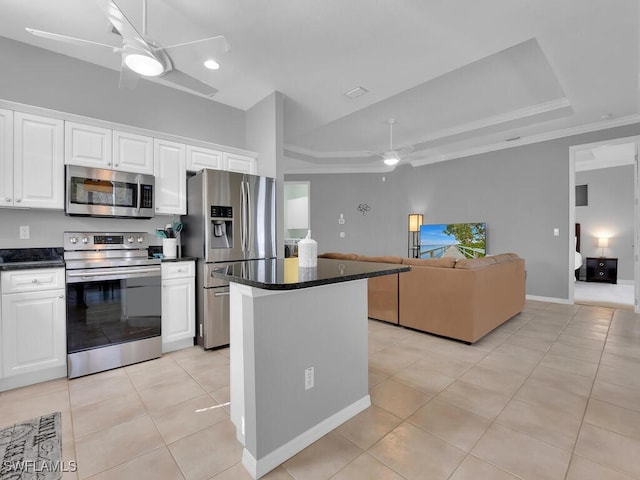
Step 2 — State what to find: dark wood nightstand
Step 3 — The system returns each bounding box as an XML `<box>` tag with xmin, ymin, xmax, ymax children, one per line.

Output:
<box><xmin>586</xmin><ymin>257</ymin><xmax>618</xmax><ymax>284</ymax></box>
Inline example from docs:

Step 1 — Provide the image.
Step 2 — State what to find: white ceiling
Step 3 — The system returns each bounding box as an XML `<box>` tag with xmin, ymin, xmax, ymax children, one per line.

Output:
<box><xmin>0</xmin><ymin>0</ymin><xmax>638</xmax><ymax>173</ymax></box>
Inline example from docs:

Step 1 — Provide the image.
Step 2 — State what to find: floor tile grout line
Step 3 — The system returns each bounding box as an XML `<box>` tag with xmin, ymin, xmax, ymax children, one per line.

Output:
<box><xmin>366</xmin><ymin>312</ymin><xmax>538</xmax><ymax>480</ymax></box>
<box><xmin>442</xmin><ymin>309</ymin><xmax>564</xmax><ymax>479</ymax></box>
<box><xmin>562</xmin><ymin>305</ymin><xmax>614</xmax><ymax>480</ymax></box>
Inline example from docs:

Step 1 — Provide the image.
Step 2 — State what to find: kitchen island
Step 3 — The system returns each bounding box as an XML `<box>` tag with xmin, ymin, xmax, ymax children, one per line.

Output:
<box><xmin>212</xmin><ymin>257</ymin><xmax>410</xmax><ymax>479</ymax></box>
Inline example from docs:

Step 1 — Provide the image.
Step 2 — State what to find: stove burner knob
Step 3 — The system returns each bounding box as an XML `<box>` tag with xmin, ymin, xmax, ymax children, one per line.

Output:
<box><xmin>137</xmin><ymin>236</ymin><xmax>144</xmax><ymax>243</ymax></box>
<box><xmin>69</xmin><ymin>237</ymin><xmax>77</xmax><ymax>244</ymax></box>
<box><xmin>127</xmin><ymin>236</ymin><xmax>134</xmax><ymax>243</ymax></box>
<box><xmin>81</xmin><ymin>236</ymin><xmax>89</xmax><ymax>244</ymax></box>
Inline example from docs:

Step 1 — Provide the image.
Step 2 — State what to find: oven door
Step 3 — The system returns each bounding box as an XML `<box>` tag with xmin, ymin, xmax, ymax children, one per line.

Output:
<box><xmin>66</xmin><ymin>265</ymin><xmax>161</xmax><ymax>355</ymax></box>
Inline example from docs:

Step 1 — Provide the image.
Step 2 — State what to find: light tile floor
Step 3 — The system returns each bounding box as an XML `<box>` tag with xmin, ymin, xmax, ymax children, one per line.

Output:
<box><xmin>1</xmin><ymin>300</ymin><xmax>639</xmax><ymax>479</ymax></box>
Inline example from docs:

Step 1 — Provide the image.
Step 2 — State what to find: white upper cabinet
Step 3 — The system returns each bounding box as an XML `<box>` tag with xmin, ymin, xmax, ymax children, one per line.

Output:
<box><xmin>0</xmin><ymin>109</ymin><xmax>14</xmax><ymax>208</ymax></box>
<box><xmin>224</xmin><ymin>152</ymin><xmax>257</xmax><ymax>174</ymax></box>
<box><xmin>186</xmin><ymin>145</ymin><xmax>223</xmax><ymax>172</ymax></box>
<box><xmin>65</xmin><ymin>122</ymin><xmax>153</xmax><ymax>175</ymax></box>
<box><xmin>13</xmin><ymin>113</ymin><xmax>64</xmax><ymax>209</ymax></box>
<box><xmin>113</xmin><ymin>130</ymin><xmax>154</xmax><ymax>174</ymax></box>
<box><xmin>64</xmin><ymin>122</ymin><xmax>112</xmax><ymax>168</ymax></box>
<box><xmin>154</xmin><ymin>138</ymin><xmax>186</xmax><ymax>215</ymax></box>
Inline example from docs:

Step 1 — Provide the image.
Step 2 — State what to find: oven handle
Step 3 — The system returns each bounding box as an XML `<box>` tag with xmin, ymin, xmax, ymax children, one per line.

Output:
<box><xmin>66</xmin><ymin>266</ymin><xmax>160</xmax><ymax>283</ymax></box>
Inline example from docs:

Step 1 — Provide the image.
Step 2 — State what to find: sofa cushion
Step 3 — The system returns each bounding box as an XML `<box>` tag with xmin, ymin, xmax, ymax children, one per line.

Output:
<box><xmin>355</xmin><ymin>254</ymin><xmax>403</xmax><ymax>264</ymax></box>
<box><xmin>491</xmin><ymin>253</ymin><xmax>520</xmax><ymax>263</ymax></box>
<box><xmin>318</xmin><ymin>252</ymin><xmax>358</xmax><ymax>260</ymax></box>
<box><xmin>454</xmin><ymin>256</ymin><xmax>497</xmax><ymax>269</ymax></box>
<box><xmin>402</xmin><ymin>257</ymin><xmax>456</xmax><ymax>268</ymax></box>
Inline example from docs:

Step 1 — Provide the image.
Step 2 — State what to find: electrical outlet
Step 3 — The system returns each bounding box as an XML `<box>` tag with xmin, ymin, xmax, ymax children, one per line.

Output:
<box><xmin>305</xmin><ymin>367</ymin><xmax>314</xmax><ymax>390</ymax></box>
<box><xmin>553</xmin><ymin>228</ymin><xmax>559</xmax><ymax>236</ymax></box>
<box><xmin>338</xmin><ymin>213</ymin><xmax>345</xmax><ymax>225</ymax></box>
<box><xmin>19</xmin><ymin>225</ymin><xmax>30</xmax><ymax>240</ymax></box>
<box><xmin>340</xmin><ymin>232</ymin><xmax>345</xmax><ymax>238</ymax></box>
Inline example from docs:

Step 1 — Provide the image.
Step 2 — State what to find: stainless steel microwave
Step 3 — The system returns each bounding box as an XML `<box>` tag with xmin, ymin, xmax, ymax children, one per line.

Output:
<box><xmin>65</xmin><ymin>165</ymin><xmax>155</xmax><ymax>218</ymax></box>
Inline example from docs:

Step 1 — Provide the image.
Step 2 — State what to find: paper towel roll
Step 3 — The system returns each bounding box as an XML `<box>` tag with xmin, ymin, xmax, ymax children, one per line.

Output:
<box><xmin>298</xmin><ymin>230</ymin><xmax>317</xmax><ymax>268</ymax></box>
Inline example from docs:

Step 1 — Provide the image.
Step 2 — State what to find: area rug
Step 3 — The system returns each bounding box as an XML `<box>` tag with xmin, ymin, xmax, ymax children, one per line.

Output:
<box><xmin>0</xmin><ymin>412</ymin><xmax>62</xmax><ymax>480</ymax></box>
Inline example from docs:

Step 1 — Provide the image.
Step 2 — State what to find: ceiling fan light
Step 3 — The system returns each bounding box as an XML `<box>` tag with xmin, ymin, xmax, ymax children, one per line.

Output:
<box><xmin>382</xmin><ymin>151</ymin><xmax>400</xmax><ymax>166</ymax></box>
<box><xmin>124</xmin><ymin>53</ymin><xmax>164</xmax><ymax>76</ymax></box>
<box><xmin>204</xmin><ymin>59</ymin><xmax>220</xmax><ymax>70</ymax></box>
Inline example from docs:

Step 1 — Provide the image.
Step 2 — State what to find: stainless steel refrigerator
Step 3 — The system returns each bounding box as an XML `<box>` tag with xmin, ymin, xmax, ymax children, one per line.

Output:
<box><xmin>182</xmin><ymin>169</ymin><xmax>276</xmax><ymax>348</ymax></box>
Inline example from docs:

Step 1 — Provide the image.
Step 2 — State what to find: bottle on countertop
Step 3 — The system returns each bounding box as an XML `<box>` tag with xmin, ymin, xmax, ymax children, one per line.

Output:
<box><xmin>298</xmin><ymin>230</ymin><xmax>317</xmax><ymax>268</ymax></box>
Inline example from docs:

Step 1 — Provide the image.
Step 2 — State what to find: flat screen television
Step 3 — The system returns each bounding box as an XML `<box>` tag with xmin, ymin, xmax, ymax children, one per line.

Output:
<box><xmin>419</xmin><ymin>222</ymin><xmax>486</xmax><ymax>259</ymax></box>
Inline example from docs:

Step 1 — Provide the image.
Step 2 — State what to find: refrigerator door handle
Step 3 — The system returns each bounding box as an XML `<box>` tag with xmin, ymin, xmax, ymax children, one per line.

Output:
<box><xmin>240</xmin><ymin>180</ymin><xmax>246</xmax><ymax>252</ymax></box>
<box><xmin>246</xmin><ymin>180</ymin><xmax>252</xmax><ymax>253</ymax></box>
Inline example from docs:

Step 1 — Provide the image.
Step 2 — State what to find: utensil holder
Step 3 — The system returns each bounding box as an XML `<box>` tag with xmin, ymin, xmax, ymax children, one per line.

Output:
<box><xmin>162</xmin><ymin>238</ymin><xmax>178</xmax><ymax>259</ymax></box>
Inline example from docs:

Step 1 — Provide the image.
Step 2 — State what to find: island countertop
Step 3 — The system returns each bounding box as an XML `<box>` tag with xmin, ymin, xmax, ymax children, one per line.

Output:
<box><xmin>211</xmin><ymin>257</ymin><xmax>410</xmax><ymax>290</ymax></box>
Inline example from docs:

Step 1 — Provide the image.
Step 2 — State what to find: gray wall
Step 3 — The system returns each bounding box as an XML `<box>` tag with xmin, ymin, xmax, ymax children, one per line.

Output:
<box><xmin>0</xmin><ymin>208</ymin><xmax>177</xmax><ymax>249</ymax></box>
<box><xmin>246</xmin><ymin>92</ymin><xmax>286</xmax><ymax>257</ymax></box>
<box><xmin>287</xmin><ymin>123</ymin><xmax>640</xmax><ymax>300</ymax></box>
<box><xmin>576</xmin><ymin>165</ymin><xmax>635</xmax><ymax>282</ymax></box>
<box><xmin>0</xmin><ymin>36</ymin><xmax>246</xmax><ymax>147</ymax></box>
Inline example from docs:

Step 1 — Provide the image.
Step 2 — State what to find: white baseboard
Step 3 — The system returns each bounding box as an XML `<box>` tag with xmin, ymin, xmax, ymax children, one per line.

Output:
<box><xmin>162</xmin><ymin>337</ymin><xmax>195</xmax><ymax>354</ymax></box>
<box><xmin>0</xmin><ymin>365</ymin><xmax>67</xmax><ymax>392</ymax></box>
<box><xmin>526</xmin><ymin>294</ymin><xmax>571</xmax><ymax>304</ymax></box>
<box><xmin>618</xmin><ymin>279</ymin><xmax>634</xmax><ymax>285</ymax></box>
<box><xmin>242</xmin><ymin>395</ymin><xmax>371</xmax><ymax>479</ymax></box>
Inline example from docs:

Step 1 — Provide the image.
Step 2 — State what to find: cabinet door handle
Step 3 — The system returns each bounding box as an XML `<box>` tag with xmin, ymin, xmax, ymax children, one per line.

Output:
<box><xmin>32</xmin><ymin>279</ymin><xmax>38</xmax><ymax>283</ymax></box>
<box><xmin>59</xmin><ymin>294</ymin><xmax>64</xmax><ymax>298</ymax></box>
<box><xmin>5</xmin><ymin>198</ymin><xmax>10</xmax><ymax>202</ymax></box>
<box><xmin>15</xmin><ymin>199</ymin><xmax>21</xmax><ymax>203</ymax></box>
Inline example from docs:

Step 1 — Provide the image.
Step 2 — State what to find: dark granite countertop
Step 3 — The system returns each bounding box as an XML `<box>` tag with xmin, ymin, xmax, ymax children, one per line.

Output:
<box><xmin>0</xmin><ymin>248</ymin><xmax>65</xmax><ymax>271</ymax></box>
<box><xmin>161</xmin><ymin>257</ymin><xmax>197</xmax><ymax>263</ymax></box>
<box><xmin>211</xmin><ymin>257</ymin><xmax>410</xmax><ymax>290</ymax></box>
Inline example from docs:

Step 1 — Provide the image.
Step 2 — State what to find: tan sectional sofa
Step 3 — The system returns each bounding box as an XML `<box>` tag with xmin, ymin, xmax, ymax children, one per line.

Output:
<box><xmin>318</xmin><ymin>252</ymin><xmax>525</xmax><ymax>344</ymax></box>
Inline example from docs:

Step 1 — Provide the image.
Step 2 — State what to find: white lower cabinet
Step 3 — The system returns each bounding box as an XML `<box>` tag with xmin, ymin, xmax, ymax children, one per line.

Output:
<box><xmin>161</xmin><ymin>261</ymin><xmax>195</xmax><ymax>353</ymax></box>
<box><xmin>0</xmin><ymin>268</ymin><xmax>66</xmax><ymax>391</ymax></box>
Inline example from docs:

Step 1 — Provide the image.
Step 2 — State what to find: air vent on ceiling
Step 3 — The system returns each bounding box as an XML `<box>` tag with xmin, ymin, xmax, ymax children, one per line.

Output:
<box><xmin>343</xmin><ymin>85</ymin><xmax>369</xmax><ymax>99</ymax></box>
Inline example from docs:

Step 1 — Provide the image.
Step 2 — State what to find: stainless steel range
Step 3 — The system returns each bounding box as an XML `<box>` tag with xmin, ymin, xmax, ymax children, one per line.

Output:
<box><xmin>64</xmin><ymin>231</ymin><xmax>162</xmax><ymax>378</ymax></box>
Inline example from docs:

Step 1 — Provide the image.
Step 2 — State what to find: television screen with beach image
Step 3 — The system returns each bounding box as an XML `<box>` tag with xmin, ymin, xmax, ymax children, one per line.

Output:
<box><xmin>419</xmin><ymin>222</ymin><xmax>486</xmax><ymax>259</ymax></box>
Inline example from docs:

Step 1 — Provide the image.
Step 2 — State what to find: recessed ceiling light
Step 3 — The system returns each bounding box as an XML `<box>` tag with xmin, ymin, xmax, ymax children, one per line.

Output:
<box><xmin>204</xmin><ymin>59</ymin><xmax>220</xmax><ymax>70</ymax></box>
<box><xmin>343</xmin><ymin>85</ymin><xmax>369</xmax><ymax>99</ymax></box>
<box><xmin>124</xmin><ymin>53</ymin><xmax>164</xmax><ymax>76</ymax></box>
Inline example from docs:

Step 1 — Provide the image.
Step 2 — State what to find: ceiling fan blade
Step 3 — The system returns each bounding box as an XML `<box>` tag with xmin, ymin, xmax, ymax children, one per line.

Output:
<box><xmin>161</xmin><ymin>69</ymin><xmax>218</xmax><ymax>97</ymax></box>
<box><xmin>96</xmin><ymin>0</ymin><xmax>148</xmax><ymax>49</ymax></box>
<box><xmin>163</xmin><ymin>35</ymin><xmax>231</xmax><ymax>53</ymax></box>
<box><xmin>364</xmin><ymin>150</ymin><xmax>384</xmax><ymax>158</ymax></box>
<box><xmin>25</xmin><ymin>27</ymin><xmax>117</xmax><ymax>50</ymax></box>
<box><xmin>397</xmin><ymin>145</ymin><xmax>415</xmax><ymax>157</ymax></box>
<box><xmin>119</xmin><ymin>56</ymin><xmax>139</xmax><ymax>90</ymax></box>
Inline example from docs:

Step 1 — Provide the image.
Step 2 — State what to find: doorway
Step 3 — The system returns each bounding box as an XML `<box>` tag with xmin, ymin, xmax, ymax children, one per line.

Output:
<box><xmin>569</xmin><ymin>136</ymin><xmax>640</xmax><ymax>312</ymax></box>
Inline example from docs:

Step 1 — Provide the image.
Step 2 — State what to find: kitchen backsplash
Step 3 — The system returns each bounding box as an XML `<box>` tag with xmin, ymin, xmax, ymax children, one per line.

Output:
<box><xmin>0</xmin><ymin>209</ymin><xmax>180</xmax><ymax>248</ymax></box>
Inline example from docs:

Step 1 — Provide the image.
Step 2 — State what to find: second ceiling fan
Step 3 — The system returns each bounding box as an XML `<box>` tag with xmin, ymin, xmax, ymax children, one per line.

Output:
<box><xmin>368</xmin><ymin>118</ymin><xmax>414</xmax><ymax>166</ymax></box>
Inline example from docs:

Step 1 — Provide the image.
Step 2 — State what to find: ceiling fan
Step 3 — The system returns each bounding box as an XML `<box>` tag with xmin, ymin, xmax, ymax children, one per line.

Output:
<box><xmin>368</xmin><ymin>118</ymin><xmax>415</xmax><ymax>166</ymax></box>
<box><xmin>25</xmin><ymin>0</ymin><xmax>230</xmax><ymax>97</ymax></box>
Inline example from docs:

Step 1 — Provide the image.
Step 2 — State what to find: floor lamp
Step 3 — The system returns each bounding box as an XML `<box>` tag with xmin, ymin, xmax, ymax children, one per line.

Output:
<box><xmin>408</xmin><ymin>214</ymin><xmax>423</xmax><ymax>258</ymax></box>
